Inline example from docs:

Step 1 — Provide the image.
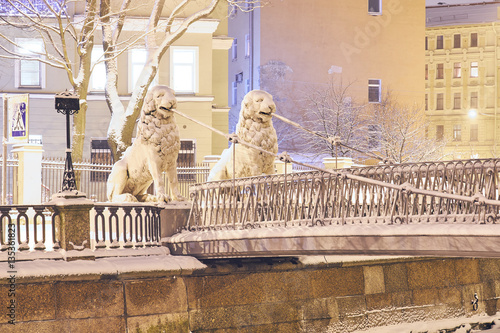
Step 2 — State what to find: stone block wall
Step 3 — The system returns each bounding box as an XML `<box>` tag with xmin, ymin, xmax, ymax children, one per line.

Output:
<box><xmin>1</xmin><ymin>256</ymin><xmax>499</xmax><ymax>332</ymax></box>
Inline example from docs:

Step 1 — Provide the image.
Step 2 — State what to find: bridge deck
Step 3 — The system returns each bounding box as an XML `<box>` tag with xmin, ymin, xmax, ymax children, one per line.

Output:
<box><xmin>165</xmin><ymin>223</ymin><xmax>500</xmax><ymax>259</ymax></box>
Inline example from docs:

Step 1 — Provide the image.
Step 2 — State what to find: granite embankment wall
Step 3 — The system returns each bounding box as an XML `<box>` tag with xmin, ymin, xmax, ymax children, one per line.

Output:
<box><xmin>1</xmin><ymin>255</ymin><xmax>500</xmax><ymax>332</ymax></box>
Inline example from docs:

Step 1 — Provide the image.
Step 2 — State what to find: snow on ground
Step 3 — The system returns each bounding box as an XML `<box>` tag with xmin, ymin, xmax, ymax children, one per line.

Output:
<box><xmin>352</xmin><ymin>313</ymin><xmax>500</xmax><ymax>333</ymax></box>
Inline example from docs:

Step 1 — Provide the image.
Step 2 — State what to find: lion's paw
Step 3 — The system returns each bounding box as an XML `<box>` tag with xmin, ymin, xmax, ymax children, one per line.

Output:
<box><xmin>110</xmin><ymin>193</ymin><xmax>139</xmax><ymax>203</ymax></box>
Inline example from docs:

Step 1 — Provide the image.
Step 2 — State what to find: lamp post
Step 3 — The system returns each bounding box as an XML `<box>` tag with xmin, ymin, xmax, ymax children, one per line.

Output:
<box><xmin>55</xmin><ymin>90</ymin><xmax>80</xmax><ymax>192</ymax></box>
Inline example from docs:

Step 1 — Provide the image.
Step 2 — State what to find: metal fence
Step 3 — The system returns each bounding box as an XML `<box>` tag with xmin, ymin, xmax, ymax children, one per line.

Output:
<box><xmin>187</xmin><ymin>159</ymin><xmax>500</xmax><ymax>231</ymax></box>
<box><xmin>41</xmin><ymin>157</ymin><xmax>210</xmax><ymax>203</ymax></box>
<box><xmin>0</xmin><ymin>156</ymin><xmax>18</xmax><ymax>205</ymax></box>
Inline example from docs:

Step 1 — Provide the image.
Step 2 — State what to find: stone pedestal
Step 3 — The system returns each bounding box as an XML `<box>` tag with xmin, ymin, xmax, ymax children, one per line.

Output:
<box><xmin>49</xmin><ymin>191</ymin><xmax>95</xmax><ymax>255</ymax></box>
<box><xmin>203</xmin><ymin>155</ymin><xmax>221</xmax><ymax>171</ymax></box>
<box><xmin>323</xmin><ymin>156</ymin><xmax>354</xmax><ymax>170</ymax></box>
<box><xmin>160</xmin><ymin>202</ymin><xmax>192</xmax><ymax>238</ymax></box>
<box><xmin>11</xmin><ymin>143</ymin><xmax>43</xmax><ymax>204</ymax></box>
<box><xmin>274</xmin><ymin>159</ymin><xmax>293</xmax><ymax>174</ymax></box>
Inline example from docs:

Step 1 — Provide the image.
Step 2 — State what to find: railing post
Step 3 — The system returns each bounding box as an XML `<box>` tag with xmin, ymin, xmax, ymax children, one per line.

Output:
<box><xmin>49</xmin><ymin>192</ymin><xmax>94</xmax><ymax>259</ymax></box>
<box><xmin>11</xmin><ymin>142</ymin><xmax>43</xmax><ymax>204</ymax></box>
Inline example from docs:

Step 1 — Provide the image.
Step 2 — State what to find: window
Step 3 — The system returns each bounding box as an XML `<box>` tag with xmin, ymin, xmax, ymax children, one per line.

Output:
<box><xmin>436</xmin><ymin>63</ymin><xmax>444</xmax><ymax>79</ymax></box>
<box><xmin>90</xmin><ymin>46</ymin><xmax>106</xmax><ymax>91</ymax></box>
<box><xmin>368</xmin><ymin>125</ymin><xmax>381</xmax><ymax>150</ymax></box>
<box><xmin>368</xmin><ymin>79</ymin><xmax>381</xmax><ymax>103</ymax></box>
<box><xmin>436</xmin><ymin>93</ymin><xmax>444</xmax><ymax>110</ymax></box>
<box><xmin>470</xmin><ymin>124</ymin><xmax>478</xmax><ymax>141</ymax></box>
<box><xmin>470</xmin><ymin>92</ymin><xmax>478</xmax><ymax>108</ymax></box>
<box><xmin>170</xmin><ymin>47</ymin><xmax>199</xmax><ymax>94</ymax></box>
<box><xmin>368</xmin><ymin>0</ymin><xmax>381</xmax><ymax>15</ymax></box>
<box><xmin>425</xmin><ymin>94</ymin><xmax>428</xmax><ymax>111</ymax></box>
<box><xmin>470</xmin><ymin>62</ymin><xmax>479</xmax><ymax>78</ymax></box>
<box><xmin>245</xmin><ymin>79</ymin><xmax>251</xmax><ymax>94</ymax></box>
<box><xmin>453</xmin><ymin>62</ymin><xmax>461</xmax><ymax>78</ymax></box>
<box><xmin>453</xmin><ymin>125</ymin><xmax>461</xmax><ymax>141</ymax></box>
<box><xmin>16</xmin><ymin>38</ymin><xmax>44</xmax><ymax>88</ymax></box>
<box><xmin>1</xmin><ymin>0</ymin><xmax>64</xmax><ymax>15</ymax></box>
<box><xmin>128</xmin><ymin>49</ymin><xmax>158</xmax><ymax>92</ymax></box>
<box><xmin>470</xmin><ymin>33</ymin><xmax>478</xmax><ymax>47</ymax></box>
<box><xmin>90</xmin><ymin>138</ymin><xmax>113</xmax><ymax>181</ymax></box>
<box><xmin>245</xmin><ymin>34</ymin><xmax>251</xmax><ymax>58</ymax></box>
<box><xmin>436</xmin><ymin>35</ymin><xmax>444</xmax><ymax>49</ymax></box>
<box><xmin>453</xmin><ymin>34</ymin><xmax>461</xmax><ymax>48</ymax></box>
<box><xmin>231</xmin><ymin>38</ymin><xmax>237</xmax><ymax>61</ymax></box>
<box><xmin>425</xmin><ymin>36</ymin><xmax>428</xmax><ymax>50</ymax></box>
<box><xmin>232</xmin><ymin>81</ymin><xmax>237</xmax><ymax>106</ymax></box>
<box><xmin>425</xmin><ymin>64</ymin><xmax>428</xmax><ymax>80</ymax></box>
<box><xmin>178</xmin><ymin>139</ymin><xmax>196</xmax><ymax>167</ymax></box>
<box><xmin>453</xmin><ymin>93</ymin><xmax>461</xmax><ymax>109</ymax></box>
<box><xmin>436</xmin><ymin>125</ymin><xmax>444</xmax><ymax>141</ymax></box>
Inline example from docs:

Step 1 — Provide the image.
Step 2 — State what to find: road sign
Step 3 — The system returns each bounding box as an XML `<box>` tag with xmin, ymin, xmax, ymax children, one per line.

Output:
<box><xmin>7</xmin><ymin>94</ymin><xmax>29</xmax><ymax>143</ymax></box>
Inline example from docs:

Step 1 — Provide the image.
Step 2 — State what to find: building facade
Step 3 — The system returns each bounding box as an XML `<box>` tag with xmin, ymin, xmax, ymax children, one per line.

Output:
<box><xmin>426</xmin><ymin>1</ymin><xmax>500</xmax><ymax>159</ymax></box>
<box><xmin>0</xmin><ymin>0</ymin><xmax>232</xmax><ymax>164</ymax></box>
<box><xmin>228</xmin><ymin>0</ymin><xmax>426</xmax><ymax>161</ymax></box>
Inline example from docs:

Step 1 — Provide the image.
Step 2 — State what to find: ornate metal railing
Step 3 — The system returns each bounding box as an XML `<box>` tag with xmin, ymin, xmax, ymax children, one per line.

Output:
<box><xmin>91</xmin><ymin>203</ymin><xmax>162</xmax><ymax>249</ymax></box>
<box><xmin>187</xmin><ymin>159</ymin><xmax>500</xmax><ymax>230</ymax></box>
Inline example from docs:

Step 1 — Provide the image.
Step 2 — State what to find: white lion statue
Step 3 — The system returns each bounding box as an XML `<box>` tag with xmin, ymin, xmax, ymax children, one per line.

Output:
<box><xmin>207</xmin><ymin>90</ymin><xmax>278</xmax><ymax>181</ymax></box>
<box><xmin>107</xmin><ymin>85</ymin><xmax>185</xmax><ymax>203</ymax></box>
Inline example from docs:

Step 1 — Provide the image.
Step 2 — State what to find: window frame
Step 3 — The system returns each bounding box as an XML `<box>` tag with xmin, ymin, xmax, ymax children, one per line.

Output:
<box><xmin>231</xmin><ymin>81</ymin><xmax>237</xmax><ymax>106</ymax></box>
<box><xmin>470</xmin><ymin>124</ymin><xmax>478</xmax><ymax>142</ymax></box>
<box><xmin>90</xmin><ymin>45</ymin><xmax>106</xmax><ymax>92</ymax></box>
<box><xmin>470</xmin><ymin>32</ymin><xmax>478</xmax><ymax>47</ymax></box>
<box><xmin>15</xmin><ymin>38</ymin><xmax>45</xmax><ymax>88</ymax></box>
<box><xmin>470</xmin><ymin>91</ymin><xmax>478</xmax><ymax>109</ymax></box>
<box><xmin>453</xmin><ymin>62</ymin><xmax>461</xmax><ymax>78</ymax></box>
<box><xmin>368</xmin><ymin>79</ymin><xmax>381</xmax><ymax>103</ymax></box>
<box><xmin>128</xmin><ymin>48</ymin><xmax>158</xmax><ymax>93</ymax></box>
<box><xmin>453</xmin><ymin>92</ymin><xmax>461</xmax><ymax>110</ymax></box>
<box><xmin>470</xmin><ymin>61</ymin><xmax>479</xmax><ymax>78</ymax></box>
<box><xmin>436</xmin><ymin>35</ymin><xmax>444</xmax><ymax>50</ymax></box>
<box><xmin>368</xmin><ymin>0</ymin><xmax>382</xmax><ymax>15</ymax></box>
<box><xmin>436</xmin><ymin>125</ymin><xmax>444</xmax><ymax>141</ymax></box>
<box><xmin>231</xmin><ymin>38</ymin><xmax>238</xmax><ymax>61</ymax></box>
<box><xmin>436</xmin><ymin>63</ymin><xmax>444</xmax><ymax>80</ymax></box>
<box><xmin>453</xmin><ymin>124</ymin><xmax>462</xmax><ymax>141</ymax></box>
<box><xmin>453</xmin><ymin>34</ymin><xmax>461</xmax><ymax>48</ymax></box>
<box><xmin>170</xmin><ymin>46</ymin><xmax>199</xmax><ymax>94</ymax></box>
<box><xmin>244</xmin><ymin>34</ymin><xmax>251</xmax><ymax>59</ymax></box>
<box><xmin>436</xmin><ymin>93</ymin><xmax>444</xmax><ymax>110</ymax></box>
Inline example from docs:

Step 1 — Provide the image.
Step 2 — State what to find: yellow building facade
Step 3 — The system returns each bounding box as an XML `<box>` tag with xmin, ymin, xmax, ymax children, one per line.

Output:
<box><xmin>229</xmin><ymin>0</ymin><xmax>426</xmax><ymax>161</ymax></box>
<box><xmin>0</xmin><ymin>1</ymin><xmax>232</xmax><ymax>163</ymax></box>
<box><xmin>426</xmin><ymin>2</ymin><xmax>500</xmax><ymax>159</ymax></box>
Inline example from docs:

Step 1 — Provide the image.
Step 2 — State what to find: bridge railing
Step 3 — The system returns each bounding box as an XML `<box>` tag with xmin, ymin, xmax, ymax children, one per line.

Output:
<box><xmin>187</xmin><ymin>159</ymin><xmax>500</xmax><ymax>230</ymax></box>
<box><xmin>0</xmin><ymin>203</ymin><xmax>162</xmax><ymax>253</ymax></box>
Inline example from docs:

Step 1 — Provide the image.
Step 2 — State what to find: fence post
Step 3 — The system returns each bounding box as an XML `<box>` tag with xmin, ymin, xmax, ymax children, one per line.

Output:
<box><xmin>275</xmin><ymin>159</ymin><xmax>293</xmax><ymax>174</ymax></box>
<box><xmin>323</xmin><ymin>157</ymin><xmax>354</xmax><ymax>170</ymax></box>
<box><xmin>11</xmin><ymin>142</ymin><xmax>43</xmax><ymax>204</ymax></box>
<box><xmin>50</xmin><ymin>192</ymin><xmax>95</xmax><ymax>260</ymax></box>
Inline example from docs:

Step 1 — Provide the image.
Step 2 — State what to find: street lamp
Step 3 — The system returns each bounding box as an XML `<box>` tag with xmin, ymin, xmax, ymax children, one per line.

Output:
<box><xmin>468</xmin><ymin>108</ymin><xmax>478</xmax><ymax>119</ymax></box>
<box><xmin>55</xmin><ymin>90</ymin><xmax>80</xmax><ymax>192</ymax></box>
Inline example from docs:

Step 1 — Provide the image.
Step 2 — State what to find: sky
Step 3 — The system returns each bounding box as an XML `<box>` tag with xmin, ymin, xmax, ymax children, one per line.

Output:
<box><xmin>426</xmin><ymin>0</ymin><xmax>497</xmax><ymax>5</ymax></box>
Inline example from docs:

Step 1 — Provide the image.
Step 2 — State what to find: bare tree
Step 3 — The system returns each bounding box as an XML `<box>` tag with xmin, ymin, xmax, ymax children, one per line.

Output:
<box><xmin>0</xmin><ymin>0</ymin><xmax>261</xmax><ymax>161</ymax></box>
<box><xmin>370</xmin><ymin>92</ymin><xmax>446</xmax><ymax>163</ymax></box>
<box><xmin>298</xmin><ymin>77</ymin><xmax>368</xmax><ymax>161</ymax></box>
<box><xmin>0</xmin><ymin>0</ymin><xmax>100</xmax><ymax>161</ymax></box>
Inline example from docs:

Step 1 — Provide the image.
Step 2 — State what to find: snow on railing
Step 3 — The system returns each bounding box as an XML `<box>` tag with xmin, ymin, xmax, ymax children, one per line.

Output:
<box><xmin>91</xmin><ymin>203</ymin><xmax>162</xmax><ymax>249</ymax></box>
<box><xmin>0</xmin><ymin>203</ymin><xmax>163</xmax><ymax>254</ymax></box>
<box><xmin>187</xmin><ymin>159</ymin><xmax>500</xmax><ymax>231</ymax></box>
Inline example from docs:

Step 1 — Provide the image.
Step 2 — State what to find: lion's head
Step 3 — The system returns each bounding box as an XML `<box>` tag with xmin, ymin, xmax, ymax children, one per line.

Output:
<box><xmin>239</xmin><ymin>90</ymin><xmax>276</xmax><ymax>124</ymax></box>
<box><xmin>141</xmin><ymin>85</ymin><xmax>177</xmax><ymax>121</ymax></box>
<box><xmin>236</xmin><ymin>90</ymin><xmax>278</xmax><ymax>154</ymax></box>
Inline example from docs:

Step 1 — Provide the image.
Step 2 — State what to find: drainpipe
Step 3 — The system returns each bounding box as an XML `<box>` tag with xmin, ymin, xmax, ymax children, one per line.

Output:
<box><xmin>493</xmin><ymin>22</ymin><xmax>498</xmax><ymax>155</ymax></box>
<box><xmin>249</xmin><ymin>3</ymin><xmax>254</xmax><ymax>90</ymax></box>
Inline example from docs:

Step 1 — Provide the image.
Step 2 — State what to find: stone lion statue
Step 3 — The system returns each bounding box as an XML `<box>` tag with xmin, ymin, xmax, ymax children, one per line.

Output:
<box><xmin>207</xmin><ymin>90</ymin><xmax>278</xmax><ymax>181</ymax></box>
<box><xmin>107</xmin><ymin>85</ymin><xmax>185</xmax><ymax>203</ymax></box>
